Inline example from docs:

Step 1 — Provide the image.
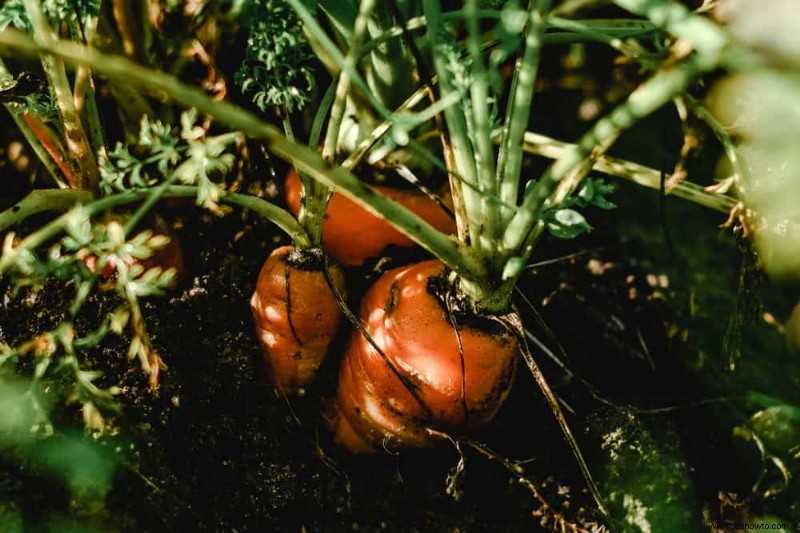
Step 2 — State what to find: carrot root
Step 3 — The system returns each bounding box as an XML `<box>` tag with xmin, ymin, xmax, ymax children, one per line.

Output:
<box><xmin>327</xmin><ymin>260</ymin><xmax>518</xmax><ymax>453</ymax></box>
<box><xmin>250</xmin><ymin>245</ymin><xmax>346</xmax><ymax>394</ymax></box>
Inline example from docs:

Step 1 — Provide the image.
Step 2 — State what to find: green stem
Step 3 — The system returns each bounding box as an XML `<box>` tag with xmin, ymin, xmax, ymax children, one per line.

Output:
<box><xmin>0</xmin><ymin>189</ymin><xmax>93</xmax><ymax>233</ymax></box>
<box><xmin>514</xmin><ymin>131</ymin><xmax>737</xmax><ymax>213</ymax></box>
<box><xmin>341</xmin><ymin>83</ymin><xmax>432</xmax><ymax>170</ymax></box>
<box><xmin>74</xmin><ymin>68</ymin><xmax>106</xmax><ymax>161</ymax></box>
<box><xmin>309</xmin><ymin>82</ymin><xmax>337</xmax><ymax>151</ymax></box>
<box><xmin>613</xmin><ymin>0</ymin><xmax>727</xmax><ymax>66</ymax></box>
<box><xmin>683</xmin><ymin>95</ymin><xmax>746</xmax><ymax>194</ymax></box>
<box><xmin>306</xmin><ymin>0</ymin><xmax>376</xmax><ymax>249</ymax></box>
<box><xmin>547</xmin><ymin>17</ymin><xmax>654</xmax><ymax>52</ymax></box>
<box><xmin>321</xmin><ymin>0</ymin><xmax>376</xmax><ymax>164</ymax></box>
<box><xmin>295</xmin><ymin>82</ymin><xmax>337</xmax><ymax>247</ymax></box>
<box><xmin>368</xmin><ymin>2</ymin><xmax>417</xmax><ymax>112</ymax></box>
<box><xmin>22</xmin><ymin>0</ymin><xmax>100</xmax><ymax>191</ymax></box>
<box><xmin>68</xmin><ymin>13</ymin><xmax>105</xmax><ymax>161</ymax></box>
<box><xmin>502</xmin><ymin>54</ymin><xmax>716</xmax><ymax>257</ymax></box>
<box><xmin>94</xmin><ymin>8</ymin><xmax>153</xmax><ymax>141</ymax></box>
<box><xmin>122</xmin><ymin>174</ymin><xmax>180</xmax><ymax>237</ymax></box>
<box><xmin>423</xmin><ymin>0</ymin><xmax>483</xmax><ymax>249</ymax></box>
<box><xmin>286</xmin><ymin>0</ymin><xmax>395</xmax><ymax>122</ymax></box>
<box><xmin>0</xmin><ymin>33</ymin><xmax>481</xmax><ymax>279</ymax></box>
<box><xmin>222</xmin><ymin>189</ymin><xmax>310</xmax><ymax>248</ymax></box>
<box><xmin>0</xmin><ymin>186</ymin><xmax>310</xmax><ymax>274</ymax></box>
<box><xmin>464</xmin><ymin>0</ymin><xmax>498</xmax><ymax>253</ymax></box>
<box><xmin>362</xmin><ymin>14</ymin><xmax>657</xmax><ymax>60</ymax></box>
<box><xmin>457</xmin><ymin>274</ymin><xmax>516</xmax><ymax>315</ymax></box>
<box><xmin>496</xmin><ymin>0</ymin><xmax>552</xmax><ymax>225</ymax></box>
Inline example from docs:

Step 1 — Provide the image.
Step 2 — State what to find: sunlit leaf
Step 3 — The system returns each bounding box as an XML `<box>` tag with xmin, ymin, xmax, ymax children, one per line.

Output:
<box><xmin>545</xmin><ymin>208</ymin><xmax>593</xmax><ymax>239</ymax></box>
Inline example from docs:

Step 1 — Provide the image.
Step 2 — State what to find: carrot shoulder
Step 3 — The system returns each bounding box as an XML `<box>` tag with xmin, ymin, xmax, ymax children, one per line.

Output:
<box><xmin>250</xmin><ymin>245</ymin><xmax>346</xmax><ymax>394</ymax></box>
<box><xmin>284</xmin><ymin>168</ymin><xmax>456</xmax><ymax>266</ymax></box>
<box><xmin>325</xmin><ymin>260</ymin><xmax>518</xmax><ymax>452</ymax></box>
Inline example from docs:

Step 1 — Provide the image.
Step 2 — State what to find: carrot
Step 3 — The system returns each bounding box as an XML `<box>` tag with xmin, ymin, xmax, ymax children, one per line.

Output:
<box><xmin>250</xmin><ymin>244</ymin><xmax>346</xmax><ymax>394</ymax></box>
<box><xmin>324</xmin><ymin>260</ymin><xmax>518</xmax><ymax>453</ymax></box>
<box><xmin>284</xmin><ymin>168</ymin><xmax>456</xmax><ymax>266</ymax></box>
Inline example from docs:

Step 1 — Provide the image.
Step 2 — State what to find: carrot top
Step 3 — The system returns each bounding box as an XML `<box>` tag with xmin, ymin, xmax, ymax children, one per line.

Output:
<box><xmin>0</xmin><ymin>0</ymin><xmax>741</xmax><ymax>312</ymax></box>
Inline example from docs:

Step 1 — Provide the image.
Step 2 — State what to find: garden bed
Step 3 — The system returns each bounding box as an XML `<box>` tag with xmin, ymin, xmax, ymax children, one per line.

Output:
<box><xmin>5</xmin><ymin>179</ymin><xmax>791</xmax><ymax>532</ymax></box>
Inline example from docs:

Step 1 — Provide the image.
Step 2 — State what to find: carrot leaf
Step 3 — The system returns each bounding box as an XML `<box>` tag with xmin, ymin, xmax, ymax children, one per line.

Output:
<box><xmin>544</xmin><ymin>208</ymin><xmax>592</xmax><ymax>240</ymax></box>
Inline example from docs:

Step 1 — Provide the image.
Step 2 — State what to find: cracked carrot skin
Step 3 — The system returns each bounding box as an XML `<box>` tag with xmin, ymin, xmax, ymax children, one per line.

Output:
<box><xmin>284</xmin><ymin>168</ymin><xmax>456</xmax><ymax>266</ymax></box>
<box><xmin>250</xmin><ymin>245</ymin><xmax>346</xmax><ymax>394</ymax></box>
<box><xmin>326</xmin><ymin>260</ymin><xmax>518</xmax><ymax>453</ymax></box>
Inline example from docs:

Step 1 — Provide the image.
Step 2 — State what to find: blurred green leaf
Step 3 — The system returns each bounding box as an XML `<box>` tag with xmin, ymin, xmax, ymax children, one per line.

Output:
<box><xmin>0</xmin><ymin>379</ymin><xmax>51</xmax><ymax>447</ymax></box>
<box><xmin>36</xmin><ymin>433</ymin><xmax>115</xmax><ymax>500</ymax></box>
<box><xmin>545</xmin><ymin>208</ymin><xmax>593</xmax><ymax>239</ymax></box>
<box><xmin>595</xmin><ymin>409</ymin><xmax>704</xmax><ymax>532</ymax></box>
<box><xmin>0</xmin><ymin>499</ymin><xmax>23</xmax><ymax>533</ymax></box>
<box><xmin>715</xmin><ymin>0</ymin><xmax>800</xmax><ymax>63</ymax></box>
<box><xmin>710</xmin><ymin>72</ymin><xmax>800</xmax><ymax>281</ymax></box>
<box><xmin>749</xmin><ymin>405</ymin><xmax>800</xmax><ymax>455</ymax></box>
<box><xmin>579</xmin><ymin>178</ymin><xmax>617</xmax><ymax>210</ymax></box>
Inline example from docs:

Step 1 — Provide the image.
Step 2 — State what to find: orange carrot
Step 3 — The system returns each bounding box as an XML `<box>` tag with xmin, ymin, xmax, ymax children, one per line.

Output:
<box><xmin>250</xmin><ymin>245</ymin><xmax>346</xmax><ymax>394</ymax></box>
<box><xmin>284</xmin><ymin>168</ymin><xmax>456</xmax><ymax>266</ymax></box>
<box><xmin>325</xmin><ymin>260</ymin><xmax>518</xmax><ymax>452</ymax></box>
